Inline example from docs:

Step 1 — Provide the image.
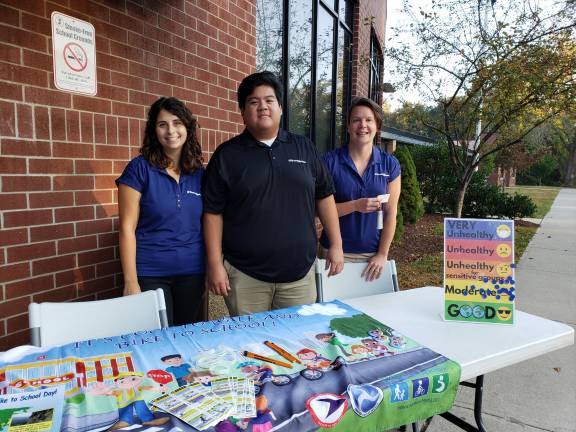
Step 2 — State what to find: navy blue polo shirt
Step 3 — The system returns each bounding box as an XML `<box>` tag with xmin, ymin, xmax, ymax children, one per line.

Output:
<box><xmin>203</xmin><ymin>129</ymin><xmax>335</xmax><ymax>283</ymax></box>
<box><xmin>116</xmin><ymin>156</ymin><xmax>205</xmax><ymax>276</ymax></box>
<box><xmin>320</xmin><ymin>146</ymin><xmax>401</xmax><ymax>253</ymax></box>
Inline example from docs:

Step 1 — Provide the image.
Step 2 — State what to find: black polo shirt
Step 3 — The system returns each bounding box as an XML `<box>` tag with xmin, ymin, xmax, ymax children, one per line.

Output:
<box><xmin>203</xmin><ymin>129</ymin><xmax>335</xmax><ymax>283</ymax></box>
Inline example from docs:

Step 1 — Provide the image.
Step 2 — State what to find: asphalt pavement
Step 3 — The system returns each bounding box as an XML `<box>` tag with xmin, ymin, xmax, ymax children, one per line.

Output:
<box><xmin>425</xmin><ymin>188</ymin><xmax>576</xmax><ymax>432</ymax></box>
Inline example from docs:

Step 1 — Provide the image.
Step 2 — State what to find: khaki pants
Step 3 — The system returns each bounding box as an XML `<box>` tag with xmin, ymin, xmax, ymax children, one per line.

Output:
<box><xmin>223</xmin><ymin>260</ymin><xmax>317</xmax><ymax>316</ymax></box>
<box><xmin>318</xmin><ymin>246</ymin><xmax>373</xmax><ymax>263</ymax></box>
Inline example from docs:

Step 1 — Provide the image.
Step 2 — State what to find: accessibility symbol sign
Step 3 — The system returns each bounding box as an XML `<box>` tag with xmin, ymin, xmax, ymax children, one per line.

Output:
<box><xmin>51</xmin><ymin>12</ymin><xmax>97</xmax><ymax>95</ymax></box>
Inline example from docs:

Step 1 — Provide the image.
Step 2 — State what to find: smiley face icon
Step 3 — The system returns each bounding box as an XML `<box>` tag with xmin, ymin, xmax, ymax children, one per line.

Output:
<box><xmin>497</xmin><ymin>306</ymin><xmax>512</xmax><ymax>321</ymax></box>
<box><xmin>496</xmin><ymin>243</ymin><xmax>512</xmax><ymax>258</ymax></box>
<box><xmin>496</xmin><ymin>263</ymin><xmax>511</xmax><ymax>277</ymax></box>
<box><xmin>496</xmin><ymin>224</ymin><xmax>511</xmax><ymax>239</ymax></box>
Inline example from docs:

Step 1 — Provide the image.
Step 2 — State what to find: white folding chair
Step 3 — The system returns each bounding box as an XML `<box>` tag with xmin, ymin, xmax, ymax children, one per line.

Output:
<box><xmin>316</xmin><ymin>258</ymin><xmax>399</xmax><ymax>302</ymax></box>
<box><xmin>28</xmin><ymin>289</ymin><xmax>169</xmax><ymax>347</ymax></box>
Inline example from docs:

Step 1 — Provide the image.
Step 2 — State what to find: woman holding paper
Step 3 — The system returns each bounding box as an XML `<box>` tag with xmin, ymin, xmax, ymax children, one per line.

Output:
<box><xmin>320</xmin><ymin>97</ymin><xmax>401</xmax><ymax>281</ymax></box>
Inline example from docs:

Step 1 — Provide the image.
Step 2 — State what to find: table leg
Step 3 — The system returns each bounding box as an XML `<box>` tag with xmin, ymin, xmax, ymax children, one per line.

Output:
<box><xmin>437</xmin><ymin>375</ymin><xmax>487</xmax><ymax>432</ymax></box>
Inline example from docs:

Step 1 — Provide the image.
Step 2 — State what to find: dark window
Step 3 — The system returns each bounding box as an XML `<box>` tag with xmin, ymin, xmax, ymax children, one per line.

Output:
<box><xmin>256</xmin><ymin>0</ymin><xmax>353</xmax><ymax>153</ymax></box>
<box><xmin>369</xmin><ymin>30</ymin><xmax>383</xmax><ymax>104</ymax></box>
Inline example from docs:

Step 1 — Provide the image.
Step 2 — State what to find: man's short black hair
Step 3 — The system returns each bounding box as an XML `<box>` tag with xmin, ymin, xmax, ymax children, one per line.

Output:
<box><xmin>237</xmin><ymin>71</ymin><xmax>283</xmax><ymax>110</ymax></box>
<box><xmin>161</xmin><ymin>354</ymin><xmax>182</xmax><ymax>362</ymax></box>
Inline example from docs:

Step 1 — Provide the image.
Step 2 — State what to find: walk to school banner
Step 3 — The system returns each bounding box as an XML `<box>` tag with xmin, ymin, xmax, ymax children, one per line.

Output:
<box><xmin>444</xmin><ymin>218</ymin><xmax>516</xmax><ymax>324</ymax></box>
<box><xmin>0</xmin><ymin>301</ymin><xmax>461</xmax><ymax>432</ymax></box>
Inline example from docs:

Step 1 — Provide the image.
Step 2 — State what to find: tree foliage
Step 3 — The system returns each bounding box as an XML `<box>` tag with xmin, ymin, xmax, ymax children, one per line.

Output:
<box><xmin>395</xmin><ymin>145</ymin><xmax>425</xmax><ymax>224</ymax></box>
<box><xmin>386</xmin><ymin>0</ymin><xmax>576</xmax><ymax>216</ymax></box>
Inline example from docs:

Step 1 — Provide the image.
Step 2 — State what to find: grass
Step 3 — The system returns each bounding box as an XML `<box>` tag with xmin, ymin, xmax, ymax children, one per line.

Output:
<box><xmin>398</xmin><ymin>224</ymin><xmax>538</xmax><ymax>289</ymax></box>
<box><xmin>505</xmin><ymin>186</ymin><xmax>561</xmax><ymax>219</ymax></box>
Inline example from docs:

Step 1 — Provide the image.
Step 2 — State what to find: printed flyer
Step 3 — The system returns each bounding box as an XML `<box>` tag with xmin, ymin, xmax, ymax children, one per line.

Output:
<box><xmin>444</xmin><ymin>218</ymin><xmax>516</xmax><ymax>324</ymax></box>
<box><xmin>0</xmin><ymin>387</ymin><xmax>64</xmax><ymax>432</ymax></box>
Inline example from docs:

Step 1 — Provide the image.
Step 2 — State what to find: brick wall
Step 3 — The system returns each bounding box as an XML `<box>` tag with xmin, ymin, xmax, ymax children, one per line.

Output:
<box><xmin>0</xmin><ymin>0</ymin><xmax>256</xmax><ymax>350</ymax></box>
<box><xmin>351</xmin><ymin>0</ymin><xmax>387</xmax><ymax>98</ymax></box>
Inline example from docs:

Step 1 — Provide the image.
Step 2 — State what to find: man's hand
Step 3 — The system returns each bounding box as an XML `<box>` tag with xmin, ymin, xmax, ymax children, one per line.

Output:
<box><xmin>362</xmin><ymin>253</ymin><xmax>388</xmax><ymax>282</ymax></box>
<box><xmin>325</xmin><ymin>246</ymin><xmax>344</xmax><ymax>277</ymax></box>
<box><xmin>123</xmin><ymin>281</ymin><xmax>141</xmax><ymax>296</ymax></box>
<box><xmin>355</xmin><ymin>198</ymin><xmax>381</xmax><ymax>213</ymax></box>
<box><xmin>206</xmin><ymin>262</ymin><xmax>230</xmax><ymax>296</ymax></box>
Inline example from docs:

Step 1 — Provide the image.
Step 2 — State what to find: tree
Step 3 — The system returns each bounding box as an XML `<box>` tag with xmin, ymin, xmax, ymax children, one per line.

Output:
<box><xmin>386</xmin><ymin>0</ymin><xmax>576</xmax><ymax>216</ymax></box>
<box><xmin>395</xmin><ymin>145</ymin><xmax>425</xmax><ymax>223</ymax></box>
<box><xmin>330</xmin><ymin>314</ymin><xmax>394</xmax><ymax>338</ymax></box>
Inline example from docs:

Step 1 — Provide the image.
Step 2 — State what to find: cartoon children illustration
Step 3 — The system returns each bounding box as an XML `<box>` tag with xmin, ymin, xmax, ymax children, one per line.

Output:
<box><xmin>361</xmin><ymin>338</ymin><xmax>392</xmax><ymax>356</ymax></box>
<box><xmin>161</xmin><ymin>354</ymin><xmax>192</xmax><ymax>386</ymax></box>
<box><xmin>238</xmin><ymin>362</ymin><xmax>273</xmax><ymax>385</ymax></box>
<box><xmin>350</xmin><ymin>344</ymin><xmax>374</xmax><ymax>359</ymax></box>
<box><xmin>315</xmin><ymin>332</ymin><xmax>351</xmax><ymax>356</ymax></box>
<box><xmin>296</xmin><ymin>348</ymin><xmax>331</xmax><ymax>370</ymax></box>
<box><xmin>247</xmin><ymin>395</ymin><xmax>276</xmax><ymax>432</ymax></box>
<box><xmin>188</xmin><ymin>369</ymin><xmax>215</xmax><ymax>386</ymax></box>
<box><xmin>89</xmin><ymin>372</ymin><xmax>169</xmax><ymax>430</ymax></box>
<box><xmin>368</xmin><ymin>328</ymin><xmax>389</xmax><ymax>344</ymax></box>
<box><xmin>214</xmin><ymin>417</ymin><xmax>248</xmax><ymax>432</ymax></box>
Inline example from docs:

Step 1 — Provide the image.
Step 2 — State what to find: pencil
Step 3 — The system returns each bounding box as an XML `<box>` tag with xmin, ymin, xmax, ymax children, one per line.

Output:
<box><xmin>242</xmin><ymin>351</ymin><xmax>293</xmax><ymax>368</ymax></box>
<box><xmin>264</xmin><ymin>340</ymin><xmax>302</xmax><ymax>364</ymax></box>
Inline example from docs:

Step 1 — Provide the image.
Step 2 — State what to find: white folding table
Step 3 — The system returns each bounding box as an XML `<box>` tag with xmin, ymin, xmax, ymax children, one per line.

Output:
<box><xmin>346</xmin><ymin>286</ymin><xmax>574</xmax><ymax>432</ymax></box>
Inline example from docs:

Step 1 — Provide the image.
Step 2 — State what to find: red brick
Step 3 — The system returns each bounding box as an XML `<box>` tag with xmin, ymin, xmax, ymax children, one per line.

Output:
<box><xmin>94</xmin><ymin>175</ymin><xmax>117</xmax><ymax>190</ymax></box>
<box><xmin>95</xmin><ymin>144</ymin><xmax>129</xmax><ymax>160</ymax></box>
<box><xmin>55</xmin><ymin>266</ymin><xmax>95</xmax><ymax>288</ymax></box>
<box><xmin>22</xmin><ymin>48</ymin><xmax>51</xmax><ymax>72</ymax></box>
<box><xmin>29</xmin><ymin>191</ymin><xmax>74</xmax><ymax>208</ymax></box>
<box><xmin>105</xmin><ymin>116</ymin><xmax>118</xmax><ymax>144</ymax></box>
<box><xmin>0</xmin><ymin>62</ymin><xmax>48</xmax><ymax>87</ymax></box>
<box><xmin>0</xmin><ymin>81</ymin><xmax>22</xmax><ymax>101</ymax></box>
<box><xmin>29</xmin><ymin>158</ymin><xmax>74</xmax><ymax>174</ymax></box>
<box><xmin>32</xmin><ymin>284</ymin><xmax>77</xmax><ymax>303</ymax></box>
<box><xmin>6</xmin><ymin>313</ymin><xmax>29</xmax><ymax>333</ymax></box>
<box><xmin>75</xmin><ymin>159</ymin><xmax>113</xmax><ymax>174</ymax></box>
<box><xmin>32</xmin><ymin>254</ymin><xmax>76</xmax><ymax>276</ymax></box>
<box><xmin>73</xmin><ymin>96</ymin><xmax>112</xmax><ymax>114</ymax></box>
<box><xmin>110</xmin><ymin>41</ymin><xmax>144</xmax><ymax>63</ymax></box>
<box><xmin>30</xmin><ymin>223</ymin><xmax>75</xmax><ymax>242</ymax></box>
<box><xmin>3</xmin><ymin>209</ymin><xmax>52</xmax><ymax>228</ymax></box>
<box><xmin>76</xmin><ymin>218</ymin><xmax>113</xmax><ymax>236</ymax></box>
<box><xmin>97</xmin><ymin>52</ymin><xmax>129</xmax><ymax>73</ymax></box>
<box><xmin>0</xmin><ymin>24</ymin><xmax>47</xmax><ymax>52</ymax></box>
<box><xmin>53</xmin><ymin>141</ymin><xmax>94</xmax><ymax>158</ymax></box>
<box><xmin>0</xmin><ymin>42</ymin><xmax>20</xmax><ymax>64</ymax></box>
<box><xmin>129</xmin><ymin>90</ymin><xmax>157</xmax><ymax>107</ymax></box>
<box><xmin>78</xmin><ymin>275</ymin><xmax>115</xmax><ymax>296</ymax></box>
<box><xmin>78</xmin><ymin>247</ymin><xmax>115</xmax><ymax>266</ymax></box>
<box><xmin>96</xmin><ymin>259</ymin><xmax>122</xmax><ymax>277</ymax></box>
<box><xmin>21</xmin><ymin>12</ymin><xmax>51</xmax><ymax>36</ymax></box>
<box><xmin>0</xmin><ymin>296</ymin><xmax>30</xmax><ymax>318</ymax></box>
<box><xmin>98</xmin><ymin>232</ymin><xmax>118</xmax><ymax>248</ymax></box>
<box><xmin>1</xmin><ymin>138</ymin><xmax>50</xmax><ymax>156</ymax></box>
<box><xmin>6</xmin><ymin>275</ymin><xmax>54</xmax><ymax>298</ymax></box>
<box><xmin>110</xmin><ymin>10</ymin><xmax>144</xmax><ymax>33</ymax></box>
<box><xmin>58</xmin><ymin>235</ymin><xmax>97</xmax><ymax>254</ymax></box>
<box><xmin>94</xmin><ymin>114</ymin><xmax>106</xmax><ymax>143</ymax></box>
<box><xmin>75</xmin><ymin>190</ymin><xmax>114</xmax><ymax>205</ymax></box>
<box><xmin>92</xmin><ymin>20</ymin><xmax>128</xmax><ymax>43</ymax></box>
<box><xmin>66</xmin><ymin>110</ymin><xmax>80</xmax><ymax>141</ymax></box>
<box><xmin>1</xmin><ymin>0</ymin><xmax>44</xmax><ymax>15</ymax></box>
<box><xmin>54</xmin><ymin>205</ymin><xmax>95</xmax><ymax>222</ymax></box>
<box><xmin>113</xmin><ymin>102</ymin><xmax>145</xmax><ymax>118</ymax></box>
<box><xmin>0</xmin><ymin>157</ymin><xmax>26</xmax><ymax>174</ymax></box>
<box><xmin>129</xmin><ymin>61</ymin><xmax>158</xmax><ymax>81</ymax></box>
<box><xmin>0</xmin><ymin>262</ymin><xmax>30</xmax><ymax>283</ymax></box>
<box><xmin>0</xmin><ymin>101</ymin><xmax>16</xmax><ymax>136</ymax></box>
<box><xmin>24</xmin><ymin>87</ymin><xmax>71</xmax><ymax>108</ymax></box>
<box><xmin>51</xmin><ymin>108</ymin><xmax>66</xmax><ymax>140</ymax></box>
<box><xmin>0</xmin><ymin>228</ymin><xmax>28</xmax><ymax>247</ymax></box>
<box><xmin>0</xmin><ymin>330</ymin><xmax>30</xmax><ymax>351</ymax></box>
<box><xmin>74</xmin><ymin>1</ymin><xmax>110</xmax><ymax>22</ymax></box>
<box><xmin>110</xmin><ymin>71</ymin><xmax>145</xmax><ymax>91</ymax></box>
<box><xmin>0</xmin><ymin>4</ymin><xmax>19</xmax><ymax>26</ymax></box>
<box><xmin>2</xmin><ymin>176</ymin><xmax>50</xmax><ymax>192</ymax></box>
<box><xmin>80</xmin><ymin>112</ymin><xmax>94</xmax><ymax>143</ymax></box>
<box><xmin>34</xmin><ymin>106</ymin><xmax>50</xmax><ymax>139</ymax></box>
<box><xmin>53</xmin><ymin>175</ymin><xmax>94</xmax><ymax>191</ymax></box>
<box><xmin>7</xmin><ymin>241</ymin><xmax>55</xmax><ymax>263</ymax></box>
<box><xmin>118</xmin><ymin>117</ymin><xmax>129</xmax><ymax>144</ymax></box>
<box><xmin>96</xmin><ymin>204</ymin><xmax>118</xmax><ymax>218</ymax></box>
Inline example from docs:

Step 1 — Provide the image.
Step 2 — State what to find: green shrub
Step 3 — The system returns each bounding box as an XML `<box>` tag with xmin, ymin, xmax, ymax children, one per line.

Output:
<box><xmin>395</xmin><ymin>145</ymin><xmax>425</xmax><ymax>223</ymax></box>
<box><xmin>394</xmin><ymin>207</ymin><xmax>404</xmax><ymax>241</ymax></box>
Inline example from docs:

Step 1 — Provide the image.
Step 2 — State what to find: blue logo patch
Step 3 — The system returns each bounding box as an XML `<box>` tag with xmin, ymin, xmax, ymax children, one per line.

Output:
<box><xmin>390</xmin><ymin>382</ymin><xmax>409</xmax><ymax>403</ymax></box>
<box><xmin>347</xmin><ymin>384</ymin><xmax>383</xmax><ymax>417</ymax></box>
<box><xmin>412</xmin><ymin>377</ymin><xmax>430</xmax><ymax>398</ymax></box>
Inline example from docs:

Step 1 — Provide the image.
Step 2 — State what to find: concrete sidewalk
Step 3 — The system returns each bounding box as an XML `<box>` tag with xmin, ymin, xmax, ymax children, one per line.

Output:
<box><xmin>427</xmin><ymin>188</ymin><xmax>576</xmax><ymax>432</ymax></box>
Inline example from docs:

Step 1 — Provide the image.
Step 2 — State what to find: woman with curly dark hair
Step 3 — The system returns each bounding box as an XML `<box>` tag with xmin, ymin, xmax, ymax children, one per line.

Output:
<box><xmin>116</xmin><ymin>97</ymin><xmax>205</xmax><ymax>325</ymax></box>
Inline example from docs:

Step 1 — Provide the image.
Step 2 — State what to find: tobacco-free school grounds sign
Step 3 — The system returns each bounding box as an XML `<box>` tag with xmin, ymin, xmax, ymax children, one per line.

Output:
<box><xmin>444</xmin><ymin>218</ymin><xmax>515</xmax><ymax>324</ymax></box>
<box><xmin>51</xmin><ymin>12</ymin><xmax>97</xmax><ymax>95</ymax></box>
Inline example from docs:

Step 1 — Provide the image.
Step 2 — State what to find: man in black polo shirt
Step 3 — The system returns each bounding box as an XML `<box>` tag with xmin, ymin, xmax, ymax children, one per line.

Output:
<box><xmin>203</xmin><ymin>71</ymin><xmax>344</xmax><ymax>316</ymax></box>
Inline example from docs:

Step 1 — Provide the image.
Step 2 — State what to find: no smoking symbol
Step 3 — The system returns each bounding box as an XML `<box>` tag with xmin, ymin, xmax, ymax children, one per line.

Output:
<box><xmin>63</xmin><ymin>42</ymin><xmax>88</xmax><ymax>72</ymax></box>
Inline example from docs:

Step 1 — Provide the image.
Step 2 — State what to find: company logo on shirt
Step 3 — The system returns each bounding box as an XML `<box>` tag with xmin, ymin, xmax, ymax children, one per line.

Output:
<box><xmin>288</xmin><ymin>159</ymin><xmax>307</xmax><ymax>164</ymax></box>
<box><xmin>186</xmin><ymin>191</ymin><xmax>201</xmax><ymax>196</ymax></box>
<box><xmin>374</xmin><ymin>172</ymin><xmax>389</xmax><ymax>176</ymax></box>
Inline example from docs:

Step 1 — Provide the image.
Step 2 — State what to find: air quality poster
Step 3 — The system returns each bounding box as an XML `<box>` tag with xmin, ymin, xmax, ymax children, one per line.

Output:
<box><xmin>444</xmin><ymin>218</ymin><xmax>516</xmax><ymax>324</ymax></box>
